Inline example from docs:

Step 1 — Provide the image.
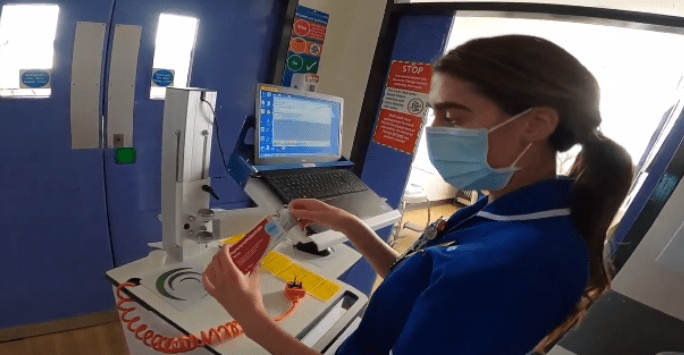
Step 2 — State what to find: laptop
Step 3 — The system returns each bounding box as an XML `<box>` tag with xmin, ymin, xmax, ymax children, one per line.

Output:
<box><xmin>254</xmin><ymin>83</ymin><xmax>393</xmax><ymax>222</ymax></box>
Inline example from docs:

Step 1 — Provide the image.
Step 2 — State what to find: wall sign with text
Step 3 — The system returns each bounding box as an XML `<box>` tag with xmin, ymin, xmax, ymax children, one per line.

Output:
<box><xmin>372</xmin><ymin>61</ymin><xmax>432</xmax><ymax>155</ymax></box>
<box><xmin>20</xmin><ymin>69</ymin><xmax>51</xmax><ymax>88</ymax></box>
<box><xmin>281</xmin><ymin>6</ymin><xmax>328</xmax><ymax>88</ymax></box>
<box><xmin>151</xmin><ymin>68</ymin><xmax>175</xmax><ymax>87</ymax></box>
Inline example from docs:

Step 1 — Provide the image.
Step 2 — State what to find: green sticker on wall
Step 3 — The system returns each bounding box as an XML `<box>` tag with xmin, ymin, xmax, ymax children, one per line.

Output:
<box><xmin>115</xmin><ymin>147</ymin><xmax>136</xmax><ymax>164</ymax></box>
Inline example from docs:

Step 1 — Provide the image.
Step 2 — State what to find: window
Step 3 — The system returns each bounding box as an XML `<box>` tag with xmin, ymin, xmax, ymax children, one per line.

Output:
<box><xmin>445</xmin><ymin>12</ymin><xmax>684</xmax><ymax>175</ymax></box>
<box><xmin>150</xmin><ymin>13</ymin><xmax>198</xmax><ymax>99</ymax></box>
<box><xmin>0</xmin><ymin>4</ymin><xmax>60</xmax><ymax>98</ymax></box>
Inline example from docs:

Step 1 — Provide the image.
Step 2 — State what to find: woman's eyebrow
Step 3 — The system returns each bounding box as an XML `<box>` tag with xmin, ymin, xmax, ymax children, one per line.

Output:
<box><xmin>428</xmin><ymin>102</ymin><xmax>472</xmax><ymax>112</ymax></box>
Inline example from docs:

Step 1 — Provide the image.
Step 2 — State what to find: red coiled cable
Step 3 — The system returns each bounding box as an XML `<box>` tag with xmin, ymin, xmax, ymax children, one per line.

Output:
<box><xmin>115</xmin><ymin>280</ymin><xmax>305</xmax><ymax>354</ymax></box>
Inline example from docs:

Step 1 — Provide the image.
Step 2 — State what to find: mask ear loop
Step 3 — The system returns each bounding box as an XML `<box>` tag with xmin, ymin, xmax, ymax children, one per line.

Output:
<box><xmin>488</xmin><ymin>108</ymin><xmax>535</xmax><ymax>133</ymax></box>
<box><xmin>510</xmin><ymin>143</ymin><xmax>533</xmax><ymax>168</ymax></box>
<box><xmin>488</xmin><ymin>108</ymin><xmax>535</xmax><ymax>170</ymax></box>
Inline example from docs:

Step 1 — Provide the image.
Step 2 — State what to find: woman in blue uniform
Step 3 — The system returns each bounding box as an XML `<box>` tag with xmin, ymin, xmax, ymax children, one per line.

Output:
<box><xmin>202</xmin><ymin>35</ymin><xmax>633</xmax><ymax>354</ymax></box>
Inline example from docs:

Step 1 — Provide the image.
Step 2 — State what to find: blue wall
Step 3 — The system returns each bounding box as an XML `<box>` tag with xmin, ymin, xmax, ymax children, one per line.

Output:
<box><xmin>103</xmin><ymin>0</ymin><xmax>284</xmax><ymax>266</ymax></box>
<box><xmin>360</xmin><ymin>14</ymin><xmax>453</xmax><ymax>211</ymax></box>
<box><xmin>611</xmin><ymin>102</ymin><xmax>684</xmax><ymax>271</ymax></box>
<box><xmin>0</xmin><ymin>0</ymin><xmax>116</xmax><ymax>329</ymax></box>
<box><xmin>344</xmin><ymin>14</ymin><xmax>453</xmax><ymax>296</ymax></box>
<box><xmin>0</xmin><ymin>0</ymin><xmax>286</xmax><ymax>329</ymax></box>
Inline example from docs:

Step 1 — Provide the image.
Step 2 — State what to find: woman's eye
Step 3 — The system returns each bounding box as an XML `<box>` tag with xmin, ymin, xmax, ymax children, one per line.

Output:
<box><xmin>445</xmin><ymin>112</ymin><xmax>460</xmax><ymax>125</ymax></box>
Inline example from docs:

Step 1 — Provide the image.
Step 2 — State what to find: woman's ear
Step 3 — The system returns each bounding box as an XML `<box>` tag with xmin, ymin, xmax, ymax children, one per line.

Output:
<box><xmin>523</xmin><ymin>107</ymin><xmax>560</xmax><ymax>142</ymax></box>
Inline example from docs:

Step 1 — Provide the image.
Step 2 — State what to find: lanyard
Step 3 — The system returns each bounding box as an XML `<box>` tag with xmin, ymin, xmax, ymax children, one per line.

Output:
<box><xmin>388</xmin><ymin>206</ymin><xmax>572</xmax><ymax>271</ymax></box>
<box><xmin>389</xmin><ymin>210</ymin><xmax>480</xmax><ymax>271</ymax></box>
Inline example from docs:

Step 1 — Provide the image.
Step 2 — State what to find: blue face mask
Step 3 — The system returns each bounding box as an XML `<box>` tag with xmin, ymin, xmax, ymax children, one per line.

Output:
<box><xmin>426</xmin><ymin>108</ymin><xmax>533</xmax><ymax>191</ymax></box>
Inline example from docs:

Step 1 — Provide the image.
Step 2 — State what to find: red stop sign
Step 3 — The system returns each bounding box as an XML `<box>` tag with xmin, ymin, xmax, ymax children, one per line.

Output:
<box><xmin>293</xmin><ymin>19</ymin><xmax>310</xmax><ymax>36</ymax></box>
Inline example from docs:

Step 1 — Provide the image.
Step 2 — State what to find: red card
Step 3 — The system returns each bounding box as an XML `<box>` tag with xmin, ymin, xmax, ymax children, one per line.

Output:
<box><xmin>229</xmin><ymin>218</ymin><xmax>273</xmax><ymax>274</ymax></box>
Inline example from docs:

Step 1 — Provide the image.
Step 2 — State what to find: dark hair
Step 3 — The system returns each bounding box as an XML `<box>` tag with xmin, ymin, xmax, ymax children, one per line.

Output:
<box><xmin>434</xmin><ymin>35</ymin><xmax>634</xmax><ymax>353</ymax></box>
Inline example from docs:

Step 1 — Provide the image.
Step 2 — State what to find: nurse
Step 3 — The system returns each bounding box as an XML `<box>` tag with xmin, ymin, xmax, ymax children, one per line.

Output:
<box><xmin>202</xmin><ymin>35</ymin><xmax>634</xmax><ymax>355</ymax></box>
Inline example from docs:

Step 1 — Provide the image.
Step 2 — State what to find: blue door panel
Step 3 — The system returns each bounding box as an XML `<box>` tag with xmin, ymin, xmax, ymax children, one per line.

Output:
<box><xmin>610</xmin><ymin>103</ymin><xmax>684</xmax><ymax>270</ymax></box>
<box><xmin>0</xmin><ymin>0</ymin><xmax>116</xmax><ymax>329</ymax></box>
<box><xmin>360</xmin><ymin>15</ymin><xmax>453</xmax><ymax>214</ymax></box>
<box><xmin>390</xmin><ymin>14</ymin><xmax>455</xmax><ymax>63</ymax></box>
<box><xmin>345</xmin><ymin>15</ymin><xmax>452</xmax><ymax>294</ymax></box>
<box><xmin>3</xmin><ymin>151</ymin><xmax>114</xmax><ymax>327</ymax></box>
<box><xmin>104</xmin><ymin>0</ymin><xmax>283</xmax><ymax>266</ymax></box>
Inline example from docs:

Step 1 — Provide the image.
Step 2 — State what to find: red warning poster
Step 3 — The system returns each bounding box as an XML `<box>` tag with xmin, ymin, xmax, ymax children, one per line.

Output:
<box><xmin>373</xmin><ymin>61</ymin><xmax>432</xmax><ymax>155</ymax></box>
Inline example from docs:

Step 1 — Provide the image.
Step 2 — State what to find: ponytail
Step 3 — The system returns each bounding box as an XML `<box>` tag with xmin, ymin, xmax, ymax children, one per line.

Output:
<box><xmin>534</xmin><ymin>131</ymin><xmax>633</xmax><ymax>353</ymax></box>
<box><xmin>569</xmin><ymin>131</ymin><xmax>633</xmax><ymax>290</ymax></box>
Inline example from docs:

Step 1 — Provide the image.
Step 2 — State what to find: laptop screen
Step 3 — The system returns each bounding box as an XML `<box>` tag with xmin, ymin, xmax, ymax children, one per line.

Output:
<box><xmin>255</xmin><ymin>84</ymin><xmax>343</xmax><ymax>166</ymax></box>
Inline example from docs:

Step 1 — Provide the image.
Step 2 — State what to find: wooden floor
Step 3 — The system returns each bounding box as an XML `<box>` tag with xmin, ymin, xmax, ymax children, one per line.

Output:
<box><xmin>0</xmin><ymin>203</ymin><xmax>459</xmax><ymax>355</ymax></box>
<box><xmin>0</xmin><ymin>321</ymin><xmax>128</xmax><ymax>355</ymax></box>
<box><xmin>391</xmin><ymin>203</ymin><xmax>460</xmax><ymax>254</ymax></box>
<box><xmin>373</xmin><ymin>203</ymin><xmax>460</xmax><ymax>291</ymax></box>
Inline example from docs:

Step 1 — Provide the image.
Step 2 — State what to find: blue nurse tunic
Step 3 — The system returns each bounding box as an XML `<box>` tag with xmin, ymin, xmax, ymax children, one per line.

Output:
<box><xmin>336</xmin><ymin>178</ymin><xmax>590</xmax><ymax>355</ymax></box>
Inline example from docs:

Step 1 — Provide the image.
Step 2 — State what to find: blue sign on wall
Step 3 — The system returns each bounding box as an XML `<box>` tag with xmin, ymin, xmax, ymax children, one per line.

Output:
<box><xmin>20</xmin><ymin>69</ymin><xmax>51</xmax><ymax>88</ymax></box>
<box><xmin>281</xmin><ymin>6</ymin><xmax>328</xmax><ymax>87</ymax></box>
<box><xmin>152</xmin><ymin>68</ymin><xmax>175</xmax><ymax>87</ymax></box>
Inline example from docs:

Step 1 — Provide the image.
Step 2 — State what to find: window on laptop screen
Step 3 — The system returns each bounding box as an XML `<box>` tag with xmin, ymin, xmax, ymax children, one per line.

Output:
<box><xmin>256</xmin><ymin>85</ymin><xmax>343</xmax><ymax>166</ymax></box>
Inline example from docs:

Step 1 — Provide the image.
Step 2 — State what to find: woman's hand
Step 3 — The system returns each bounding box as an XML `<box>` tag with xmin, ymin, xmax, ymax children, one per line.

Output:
<box><xmin>288</xmin><ymin>198</ymin><xmax>360</xmax><ymax>233</ymax></box>
<box><xmin>202</xmin><ymin>245</ymin><xmax>269</xmax><ymax>331</ymax></box>
<box><xmin>290</xmin><ymin>199</ymin><xmax>401</xmax><ymax>279</ymax></box>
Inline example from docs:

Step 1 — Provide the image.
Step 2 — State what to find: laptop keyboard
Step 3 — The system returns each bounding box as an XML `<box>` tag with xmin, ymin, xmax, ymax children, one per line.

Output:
<box><xmin>264</xmin><ymin>169</ymin><xmax>369</xmax><ymax>202</ymax></box>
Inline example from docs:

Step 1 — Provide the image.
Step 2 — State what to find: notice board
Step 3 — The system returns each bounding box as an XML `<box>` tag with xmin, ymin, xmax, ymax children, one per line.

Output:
<box><xmin>372</xmin><ymin>61</ymin><xmax>432</xmax><ymax>155</ymax></box>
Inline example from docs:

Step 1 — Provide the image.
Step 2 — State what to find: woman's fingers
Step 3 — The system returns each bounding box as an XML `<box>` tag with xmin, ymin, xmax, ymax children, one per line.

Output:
<box><xmin>218</xmin><ymin>244</ymin><xmax>242</xmax><ymax>279</ymax></box>
<box><xmin>288</xmin><ymin>205</ymin><xmax>315</xmax><ymax>218</ymax></box>
<box><xmin>251</xmin><ymin>262</ymin><xmax>262</xmax><ymax>274</ymax></box>
<box><xmin>289</xmin><ymin>203</ymin><xmax>330</xmax><ymax>222</ymax></box>
<box><xmin>205</xmin><ymin>259</ymin><xmax>220</xmax><ymax>285</ymax></box>
<box><xmin>288</xmin><ymin>198</ymin><xmax>323</xmax><ymax>210</ymax></box>
<box><xmin>202</xmin><ymin>272</ymin><xmax>216</xmax><ymax>292</ymax></box>
<box><xmin>247</xmin><ymin>263</ymin><xmax>261</xmax><ymax>288</ymax></box>
<box><xmin>292</xmin><ymin>217</ymin><xmax>313</xmax><ymax>228</ymax></box>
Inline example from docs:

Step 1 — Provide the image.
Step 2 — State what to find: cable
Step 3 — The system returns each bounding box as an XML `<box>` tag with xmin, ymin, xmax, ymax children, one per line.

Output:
<box><xmin>201</xmin><ymin>99</ymin><xmax>230</xmax><ymax>172</ymax></box>
<box><xmin>115</xmin><ymin>280</ymin><xmax>305</xmax><ymax>354</ymax></box>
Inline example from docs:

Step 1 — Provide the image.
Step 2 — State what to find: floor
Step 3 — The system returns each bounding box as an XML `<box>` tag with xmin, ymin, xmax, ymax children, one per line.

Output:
<box><xmin>373</xmin><ymin>203</ymin><xmax>460</xmax><ymax>292</ymax></box>
<box><xmin>0</xmin><ymin>321</ymin><xmax>129</xmax><ymax>355</ymax></box>
<box><xmin>0</xmin><ymin>203</ymin><xmax>459</xmax><ymax>355</ymax></box>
